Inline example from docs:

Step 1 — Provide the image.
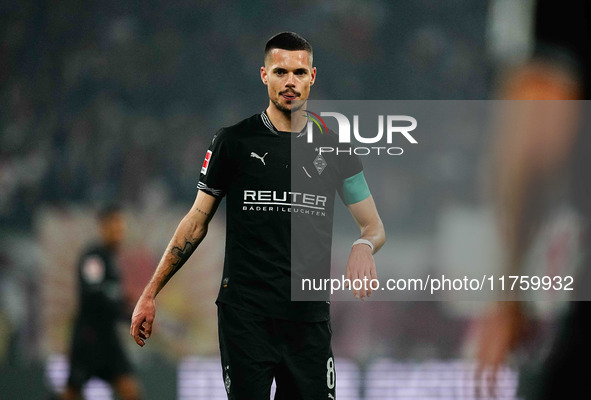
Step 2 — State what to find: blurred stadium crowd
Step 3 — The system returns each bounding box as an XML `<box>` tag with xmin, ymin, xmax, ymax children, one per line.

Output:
<box><xmin>0</xmin><ymin>0</ymin><xmax>490</xmax><ymax>229</ymax></box>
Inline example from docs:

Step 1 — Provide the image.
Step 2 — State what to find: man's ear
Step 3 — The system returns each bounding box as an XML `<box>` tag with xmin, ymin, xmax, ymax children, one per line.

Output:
<box><xmin>310</xmin><ymin>67</ymin><xmax>317</xmax><ymax>86</ymax></box>
<box><xmin>261</xmin><ymin>66</ymin><xmax>268</xmax><ymax>85</ymax></box>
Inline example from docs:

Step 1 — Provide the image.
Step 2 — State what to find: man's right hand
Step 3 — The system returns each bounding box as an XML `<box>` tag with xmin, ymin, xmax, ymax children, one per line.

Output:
<box><xmin>130</xmin><ymin>294</ymin><xmax>156</xmax><ymax>347</ymax></box>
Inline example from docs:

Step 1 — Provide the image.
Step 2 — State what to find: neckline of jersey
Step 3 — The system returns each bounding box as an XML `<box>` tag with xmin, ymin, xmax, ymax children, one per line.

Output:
<box><xmin>261</xmin><ymin>111</ymin><xmax>306</xmax><ymax>136</ymax></box>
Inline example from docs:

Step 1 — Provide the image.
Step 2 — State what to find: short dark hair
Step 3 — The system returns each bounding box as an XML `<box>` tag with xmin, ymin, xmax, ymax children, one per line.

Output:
<box><xmin>265</xmin><ymin>32</ymin><xmax>313</xmax><ymax>62</ymax></box>
<box><xmin>97</xmin><ymin>203</ymin><xmax>122</xmax><ymax>221</ymax></box>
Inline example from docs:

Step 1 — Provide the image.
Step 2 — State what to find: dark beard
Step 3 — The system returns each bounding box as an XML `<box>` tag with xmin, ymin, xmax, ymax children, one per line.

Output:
<box><xmin>271</xmin><ymin>97</ymin><xmax>305</xmax><ymax>117</ymax></box>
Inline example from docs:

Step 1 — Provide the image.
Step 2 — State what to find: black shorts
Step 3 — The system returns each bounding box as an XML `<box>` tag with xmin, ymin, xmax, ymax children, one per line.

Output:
<box><xmin>217</xmin><ymin>303</ymin><xmax>336</xmax><ymax>400</ymax></box>
<box><xmin>67</xmin><ymin>325</ymin><xmax>133</xmax><ymax>388</ymax></box>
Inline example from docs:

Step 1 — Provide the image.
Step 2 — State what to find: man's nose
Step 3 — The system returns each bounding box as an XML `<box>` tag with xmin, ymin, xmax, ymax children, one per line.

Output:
<box><xmin>285</xmin><ymin>73</ymin><xmax>296</xmax><ymax>87</ymax></box>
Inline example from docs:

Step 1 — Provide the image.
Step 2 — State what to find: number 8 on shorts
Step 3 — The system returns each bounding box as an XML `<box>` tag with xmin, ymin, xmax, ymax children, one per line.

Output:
<box><xmin>326</xmin><ymin>357</ymin><xmax>335</xmax><ymax>389</ymax></box>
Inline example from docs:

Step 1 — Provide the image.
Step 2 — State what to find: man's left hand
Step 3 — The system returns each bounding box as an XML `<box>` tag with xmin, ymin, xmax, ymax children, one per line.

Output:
<box><xmin>345</xmin><ymin>244</ymin><xmax>377</xmax><ymax>300</ymax></box>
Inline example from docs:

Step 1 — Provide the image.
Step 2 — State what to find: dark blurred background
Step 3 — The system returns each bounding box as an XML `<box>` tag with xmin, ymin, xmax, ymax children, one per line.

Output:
<box><xmin>1</xmin><ymin>0</ymin><xmax>542</xmax><ymax>398</ymax></box>
<box><xmin>0</xmin><ymin>0</ymin><xmax>491</xmax><ymax>230</ymax></box>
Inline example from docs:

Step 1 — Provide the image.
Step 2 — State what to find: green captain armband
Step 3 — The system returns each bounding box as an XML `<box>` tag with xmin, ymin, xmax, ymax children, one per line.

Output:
<box><xmin>342</xmin><ymin>171</ymin><xmax>371</xmax><ymax>205</ymax></box>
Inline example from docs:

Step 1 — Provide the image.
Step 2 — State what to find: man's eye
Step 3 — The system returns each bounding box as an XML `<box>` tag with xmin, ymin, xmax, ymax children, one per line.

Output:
<box><xmin>276</xmin><ymin>71</ymin><xmax>285</xmax><ymax>76</ymax></box>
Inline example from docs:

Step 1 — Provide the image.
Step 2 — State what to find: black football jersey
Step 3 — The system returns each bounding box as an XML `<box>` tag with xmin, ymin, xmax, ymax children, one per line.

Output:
<box><xmin>75</xmin><ymin>244</ymin><xmax>124</xmax><ymax>330</ymax></box>
<box><xmin>199</xmin><ymin>112</ymin><xmax>364</xmax><ymax>321</ymax></box>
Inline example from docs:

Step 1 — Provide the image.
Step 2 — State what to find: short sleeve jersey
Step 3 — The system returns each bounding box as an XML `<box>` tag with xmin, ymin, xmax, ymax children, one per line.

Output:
<box><xmin>199</xmin><ymin>112</ymin><xmax>366</xmax><ymax>321</ymax></box>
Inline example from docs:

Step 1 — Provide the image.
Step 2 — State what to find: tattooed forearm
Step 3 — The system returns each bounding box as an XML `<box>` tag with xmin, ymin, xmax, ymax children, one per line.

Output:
<box><xmin>161</xmin><ymin>240</ymin><xmax>197</xmax><ymax>287</ymax></box>
<box><xmin>195</xmin><ymin>207</ymin><xmax>210</xmax><ymax>216</ymax></box>
<box><xmin>143</xmin><ymin>211</ymin><xmax>209</xmax><ymax>298</ymax></box>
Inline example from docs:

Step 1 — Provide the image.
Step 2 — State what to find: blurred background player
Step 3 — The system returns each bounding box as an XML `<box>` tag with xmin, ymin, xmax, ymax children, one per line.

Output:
<box><xmin>60</xmin><ymin>205</ymin><xmax>142</xmax><ymax>400</ymax></box>
<box><xmin>476</xmin><ymin>0</ymin><xmax>591</xmax><ymax>398</ymax></box>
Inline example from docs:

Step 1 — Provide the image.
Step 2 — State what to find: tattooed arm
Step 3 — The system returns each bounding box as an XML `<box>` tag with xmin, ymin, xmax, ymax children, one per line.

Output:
<box><xmin>130</xmin><ymin>190</ymin><xmax>221</xmax><ymax>347</ymax></box>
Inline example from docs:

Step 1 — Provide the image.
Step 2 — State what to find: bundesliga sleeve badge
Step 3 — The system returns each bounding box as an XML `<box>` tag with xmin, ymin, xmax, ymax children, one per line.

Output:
<box><xmin>201</xmin><ymin>150</ymin><xmax>212</xmax><ymax>175</ymax></box>
<box><xmin>82</xmin><ymin>255</ymin><xmax>105</xmax><ymax>284</ymax></box>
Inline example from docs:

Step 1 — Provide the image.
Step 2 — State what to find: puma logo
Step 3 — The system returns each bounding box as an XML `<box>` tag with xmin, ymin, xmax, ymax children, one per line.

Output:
<box><xmin>250</xmin><ymin>152</ymin><xmax>268</xmax><ymax>165</ymax></box>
